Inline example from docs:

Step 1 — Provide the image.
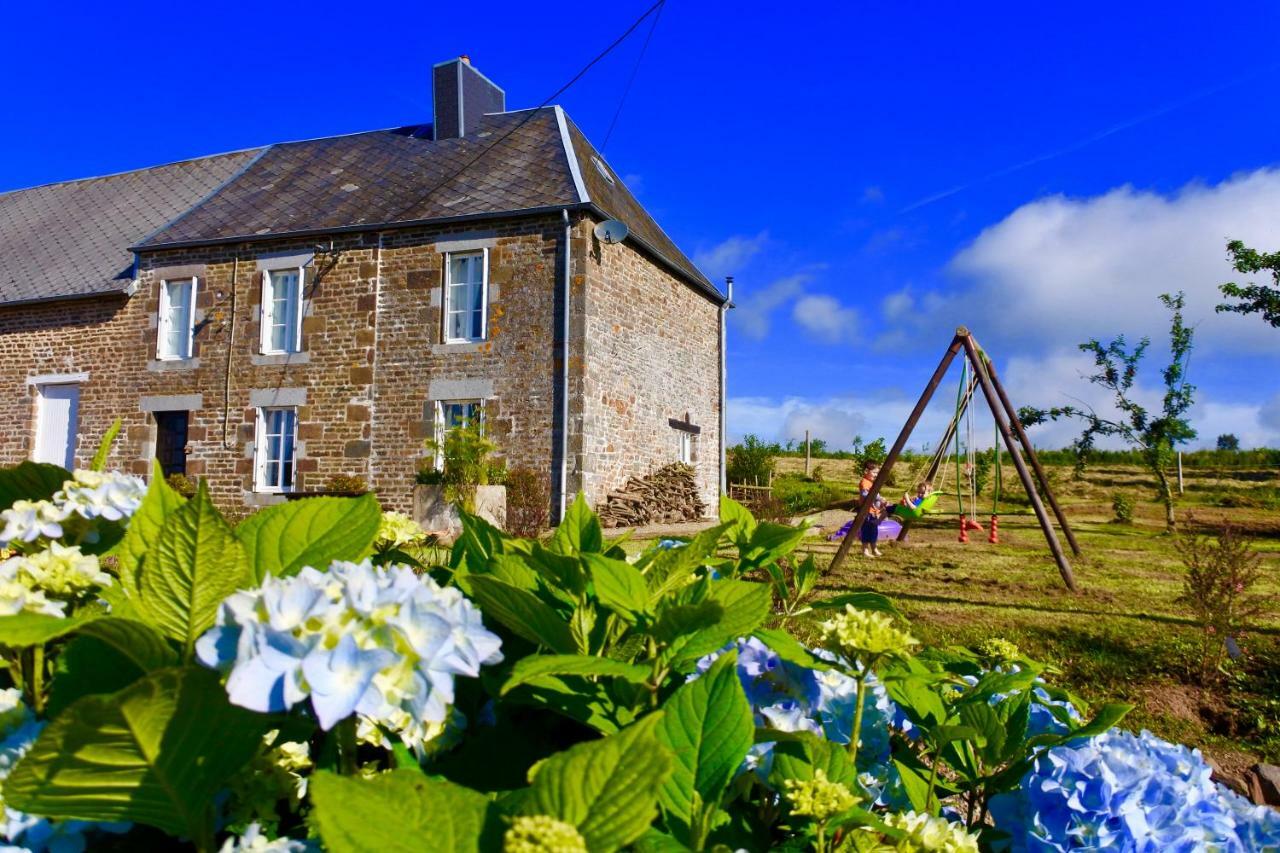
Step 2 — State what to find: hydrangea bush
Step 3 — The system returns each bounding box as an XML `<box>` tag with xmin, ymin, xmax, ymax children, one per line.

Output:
<box><xmin>0</xmin><ymin>440</ymin><xmax>1273</xmax><ymax>852</ymax></box>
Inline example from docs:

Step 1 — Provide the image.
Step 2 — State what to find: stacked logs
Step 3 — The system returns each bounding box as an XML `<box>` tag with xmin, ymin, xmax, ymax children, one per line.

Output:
<box><xmin>597</xmin><ymin>463</ymin><xmax>706</xmax><ymax>528</ymax></box>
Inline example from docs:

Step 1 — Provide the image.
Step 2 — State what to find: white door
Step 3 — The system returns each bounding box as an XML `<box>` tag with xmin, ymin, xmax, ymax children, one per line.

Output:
<box><xmin>34</xmin><ymin>384</ymin><xmax>79</xmax><ymax>469</ymax></box>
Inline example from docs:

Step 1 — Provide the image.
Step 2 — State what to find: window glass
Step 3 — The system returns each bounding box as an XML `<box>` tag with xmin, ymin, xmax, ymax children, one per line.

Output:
<box><xmin>154</xmin><ymin>411</ymin><xmax>189</xmax><ymax>476</ymax></box>
<box><xmin>159</xmin><ymin>279</ymin><xmax>194</xmax><ymax>359</ymax></box>
<box><xmin>257</xmin><ymin>407</ymin><xmax>297</xmax><ymax>491</ymax></box>
<box><xmin>265</xmin><ymin>270</ymin><xmax>301</xmax><ymax>353</ymax></box>
<box><xmin>445</xmin><ymin>252</ymin><xmax>486</xmax><ymax>342</ymax></box>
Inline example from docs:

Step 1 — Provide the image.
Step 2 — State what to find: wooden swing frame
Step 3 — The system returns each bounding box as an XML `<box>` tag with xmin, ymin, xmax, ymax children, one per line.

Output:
<box><xmin>828</xmin><ymin>327</ymin><xmax>1082</xmax><ymax>591</ymax></box>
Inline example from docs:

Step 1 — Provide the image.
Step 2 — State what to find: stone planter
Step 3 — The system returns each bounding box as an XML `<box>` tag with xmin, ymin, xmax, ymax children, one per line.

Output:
<box><xmin>413</xmin><ymin>484</ymin><xmax>506</xmax><ymax>538</ymax></box>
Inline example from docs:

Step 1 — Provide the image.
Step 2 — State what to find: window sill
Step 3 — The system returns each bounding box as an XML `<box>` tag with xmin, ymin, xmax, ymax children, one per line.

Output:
<box><xmin>146</xmin><ymin>358</ymin><xmax>201</xmax><ymax>372</ymax></box>
<box><xmin>432</xmin><ymin>341</ymin><xmax>489</xmax><ymax>355</ymax></box>
<box><xmin>252</xmin><ymin>351</ymin><xmax>310</xmax><ymax>366</ymax></box>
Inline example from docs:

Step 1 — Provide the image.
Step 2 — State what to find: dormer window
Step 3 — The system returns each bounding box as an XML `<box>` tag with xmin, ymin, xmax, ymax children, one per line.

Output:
<box><xmin>261</xmin><ymin>268</ymin><xmax>303</xmax><ymax>354</ymax></box>
<box><xmin>443</xmin><ymin>250</ymin><xmax>488</xmax><ymax>343</ymax></box>
<box><xmin>157</xmin><ymin>277</ymin><xmax>196</xmax><ymax>360</ymax></box>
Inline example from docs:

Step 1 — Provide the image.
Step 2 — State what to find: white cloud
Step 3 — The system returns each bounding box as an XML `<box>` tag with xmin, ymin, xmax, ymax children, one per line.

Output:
<box><xmin>884</xmin><ymin>169</ymin><xmax>1280</xmax><ymax>356</ymax></box>
<box><xmin>693</xmin><ymin>231</ymin><xmax>769</xmax><ymax>280</ymax></box>
<box><xmin>792</xmin><ymin>294</ymin><xmax>858</xmax><ymax>344</ymax></box>
<box><xmin>1254</xmin><ymin>392</ymin><xmax>1280</xmax><ymax>434</ymax></box>
<box><xmin>731</xmin><ymin>274</ymin><xmax>809</xmax><ymax>340</ymax></box>
<box><xmin>862</xmin><ymin>186</ymin><xmax>885</xmax><ymax>204</ymax></box>
<box><xmin>728</xmin><ymin>393</ymin><xmax>955</xmax><ymax>452</ymax></box>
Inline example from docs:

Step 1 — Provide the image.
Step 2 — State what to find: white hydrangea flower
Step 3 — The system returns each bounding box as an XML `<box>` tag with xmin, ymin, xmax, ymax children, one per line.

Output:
<box><xmin>197</xmin><ymin>559</ymin><xmax>503</xmax><ymax>753</ymax></box>
<box><xmin>12</xmin><ymin>543</ymin><xmax>111</xmax><ymax>597</ymax></box>
<box><xmin>52</xmin><ymin>470</ymin><xmax>146</xmax><ymax>523</ymax></box>
<box><xmin>0</xmin><ymin>501</ymin><xmax>65</xmax><ymax>548</ymax></box>
<box><xmin>218</xmin><ymin>823</ymin><xmax>315</xmax><ymax>852</ymax></box>
<box><xmin>0</xmin><ymin>571</ymin><xmax>66</xmax><ymax>619</ymax></box>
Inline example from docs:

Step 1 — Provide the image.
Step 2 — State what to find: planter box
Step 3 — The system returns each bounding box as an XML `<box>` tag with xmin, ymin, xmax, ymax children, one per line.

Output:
<box><xmin>413</xmin><ymin>484</ymin><xmax>506</xmax><ymax>538</ymax></box>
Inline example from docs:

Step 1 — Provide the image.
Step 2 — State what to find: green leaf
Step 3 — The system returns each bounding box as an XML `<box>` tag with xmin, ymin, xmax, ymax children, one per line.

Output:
<box><xmin>452</xmin><ymin>511</ymin><xmax>514</xmax><ymax>574</ymax></box>
<box><xmin>526</xmin><ymin>545</ymin><xmax>588</xmax><ymax>598</ymax></box>
<box><xmin>5</xmin><ymin>667</ymin><xmax>275</xmax><ymax>848</ymax></box>
<box><xmin>0</xmin><ymin>611</ymin><xmax>101</xmax><ymax>648</ymax></box>
<box><xmin>893</xmin><ymin>758</ymin><xmax>934</xmax><ymax>814</ymax></box>
<box><xmin>76</xmin><ymin>617</ymin><xmax>179</xmax><ymax>672</ymax></box>
<box><xmin>89</xmin><ymin>418</ymin><xmax>123</xmax><ymax>472</ymax></box>
<box><xmin>47</xmin><ymin>635</ymin><xmax>145</xmax><ymax>717</ymax></box>
<box><xmin>234</xmin><ymin>493</ymin><xmax>381</xmax><ymax>581</ymax></box>
<box><xmin>768</xmin><ymin>731</ymin><xmax>857</xmax><ymax>788</ymax></box>
<box><xmin>718</xmin><ymin>496</ymin><xmax>756</xmax><ymax>543</ymax></box>
<box><xmin>484</xmin><ymin>554</ymin><xmax>544</xmax><ymax>592</ymax></box>
<box><xmin>673</xmin><ymin>581</ymin><xmax>772</xmax><ymax>665</ymax></box>
<box><xmin>110</xmin><ymin>461</ymin><xmax>186</xmax><ymax>599</ymax></box>
<box><xmin>505</xmin><ymin>674</ymin><xmax>638</xmax><ymax>734</ymax></box>
<box><xmin>468</xmin><ymin>576</ymin><xmax>576</xmax><ymax>653</ymax></box>
<box><xmin>137</xmin><ymin>482</ymin><xmax>249</xmax><ymax>657</ymax></box>
<box><xmin>584</xmin><ymin>554</ymin><xmax>650</xmax><ymax>622</ymax></box>
<box><xmin>642</xmin><ymin>523</ymin><xmax>731</xmax><ymax>602</ymax></box>
<box><xmin>737</xmin><ymin>522</ymin><xmax>807</xmax><ymax>574</ymax></box>
<box><xmin>751</xmin><ymin>628</ymin><xmax>834</xmax><ymax>671</ymax></box>
<box><xmin>809</xmin><ymin>591</ymin><xmax>902</xmax><ymax>617</ymax></box>
<box><xmin>501</xmin><ymin>655</ymin><xmax>651</xmax><ymax>696</ymax></box>
<box><xmin>0</xmin><ymin>461</ymin><xmax>70</xmax><ymax>513</ymax></box>
<box><xmin>1059</xmin><ymin>703</ymin><xmax>1133</xmax><ymax>744</ymax></box>
<box><xmin>310</xmin><ymin>769</ymin><xmax>500</xmax><ymax>853</ymax></box>
<box><xmin>656</xmin><ymin>652</ymin><xmax>753</xmax><ymax>827</ymax></box>
<box><xmin>651</xmin><ymin>600</ymin><xmax>723</xmax><ymax>645</ymax></box>
<box><xmin>527</xmin><ymin>712</ymin><xmax>673</xmax><ymax>852</ymax></box>
<box><xmin>550</xmin><ymin>493</ymin><xmax>604</xmax><ymax>555</ymax></box>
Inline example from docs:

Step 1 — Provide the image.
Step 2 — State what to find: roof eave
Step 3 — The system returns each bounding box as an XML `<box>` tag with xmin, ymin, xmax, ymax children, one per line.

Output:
<box><xmin>582</xmin><ymin>203</ymin><xmax>724</xmax><ymax>304</ymax></box>
<box><xmin>0</xmin><ymin>287</ymin><xmax>130</xmax><ymax>310</ymax></box>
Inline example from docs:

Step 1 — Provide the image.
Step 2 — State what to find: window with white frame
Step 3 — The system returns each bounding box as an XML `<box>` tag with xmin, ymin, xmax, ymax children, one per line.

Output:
<box><xmin>157</xmin><ymin>278</ymin><xmax>196</xmax><ymax>360</ymax></box>
<box><xmin>443</xmin><ymin>251</ymin><xmax>488</xmax><ymax>343</ymax></box>
<box><xmin>255</xmin><ymin>407</ymin><xmax>298</xmax><ymax>492</ymax></box>
<box><xmin>261</xmin><ymin>268</ymin><xmax>303</xmax><ymax>353</ymax></box>
<box><xmin>678</xmin><ymin>431</ymin><xmax>694</xmax><ymax>465</ymax></box>
<box><xmin>433</xmin><ymin>400</ymin><xmax>484</xmax><ymax>469</ymax></box>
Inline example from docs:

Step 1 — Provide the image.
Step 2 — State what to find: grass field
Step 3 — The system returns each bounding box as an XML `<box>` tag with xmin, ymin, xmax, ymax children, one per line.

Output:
<box><xmin>662</xmin><ymin>457</ymin><xmax>1280</xmax><ymax>775</ymax></box>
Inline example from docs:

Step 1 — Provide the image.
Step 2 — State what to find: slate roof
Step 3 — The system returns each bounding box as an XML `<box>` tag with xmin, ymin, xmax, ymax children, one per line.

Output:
<box><xmin>0</xmin><ymin>150</ymin><xmax>262</xmax><ymax>305</ymax></box>
<box><xmin>0</xmin><ymin>106</ymin><xmax>718</xmax><ymax>306</ymax></box>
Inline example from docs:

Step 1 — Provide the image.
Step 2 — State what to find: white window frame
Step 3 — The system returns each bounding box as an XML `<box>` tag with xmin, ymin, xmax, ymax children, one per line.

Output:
<box><xmin>254</xmin><ymin>406</ymin><xmax>298</xmax><ymax>493</ymax></box>
<box><xmin>442</xmin><ymin>249</ymin><xmax>489</xmax><ymax>344</ymax></box>
<box><xmin>678</xmin><ymin>431</ymin><xmax>694</xmax><ymax>465</ymax></box>
<box><xmin>157</xmin><ymin>277</ymin><xmax>197</xmax><ymax>361</ymax></box>
<box><xmin>260</xmin><ymin>267</ymin><xmax>305</xmax><ymax>354</ymax></box>
<box><xmin>432</xmin><ymin>399</ymin><xmax>485</xmax><ymax>470</ymax></box>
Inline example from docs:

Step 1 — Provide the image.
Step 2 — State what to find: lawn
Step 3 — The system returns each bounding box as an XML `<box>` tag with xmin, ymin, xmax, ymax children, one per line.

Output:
<box><xmin>652</xmin><ymin>458</ymin><xmax>1280</xmax><ymax>778</ymax></box>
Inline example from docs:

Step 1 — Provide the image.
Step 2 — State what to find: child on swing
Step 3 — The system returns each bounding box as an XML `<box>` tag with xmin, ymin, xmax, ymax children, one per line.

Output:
<box><xmin>858</xmin><ymin>461</ymin><xmax>886</xmax><ymax>558</ymax></box>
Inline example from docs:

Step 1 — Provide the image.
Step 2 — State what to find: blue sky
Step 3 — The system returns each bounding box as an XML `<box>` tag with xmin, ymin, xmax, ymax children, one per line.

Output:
<box><xmin>5</xmin><ymin>0</ymin><xmax>1280</xmax><ymax>450</ymax></box>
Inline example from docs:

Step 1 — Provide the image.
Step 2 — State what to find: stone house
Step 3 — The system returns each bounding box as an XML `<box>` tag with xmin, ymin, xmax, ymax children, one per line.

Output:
<box><xmin>0</xmin><ymin>57</ymin><xmax>727</xmax><ymax>519</ymax></box>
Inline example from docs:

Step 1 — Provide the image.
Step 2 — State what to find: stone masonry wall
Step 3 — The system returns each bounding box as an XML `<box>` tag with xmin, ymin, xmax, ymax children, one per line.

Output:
<box><xmin>580</xmin><ymin>231</ymin><xmax>722</xmax><ymax>514</ymax></box>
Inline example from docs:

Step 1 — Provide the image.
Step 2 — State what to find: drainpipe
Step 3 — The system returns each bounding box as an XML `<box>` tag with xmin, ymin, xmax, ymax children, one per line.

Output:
<box><xmin>558</xmin><ymin>209</ymin><xmax>572</xmax><ymax>523</ymax></box>
<box><xmin>719</xmin><ymin>276</ymin><xmax>733</xmax><ymax>498</ymax></box>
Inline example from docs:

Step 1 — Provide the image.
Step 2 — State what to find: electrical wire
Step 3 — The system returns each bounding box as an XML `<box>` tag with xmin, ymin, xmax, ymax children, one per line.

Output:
<box><xmin>602</xmin><ymin>0</ymin><xmax>666</xmax><ymax>151</ymax></box>
<box><xmin>388</xmin><ymin>0</ymin><xmax>667</xmax><ymax>223</ymax></box>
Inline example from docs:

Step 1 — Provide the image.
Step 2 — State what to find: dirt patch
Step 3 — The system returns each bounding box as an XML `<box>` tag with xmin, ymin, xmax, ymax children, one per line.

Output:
<box><xmin>1140</xmin><ymin>682</ymin><xmax>1203</xmax><ymax>726</ymax></box>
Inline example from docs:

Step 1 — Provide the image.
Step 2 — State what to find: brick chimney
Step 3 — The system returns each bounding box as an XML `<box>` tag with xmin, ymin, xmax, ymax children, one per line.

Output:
<box><xmin>432</xmin><ymin>56</ymin><xmax>506</xmax><ymax>140</ymax></box>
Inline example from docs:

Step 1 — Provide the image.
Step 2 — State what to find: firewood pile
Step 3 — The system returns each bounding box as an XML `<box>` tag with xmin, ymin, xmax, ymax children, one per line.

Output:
<box><xmin>597</xmin><ymin>463</ymin><xmax>706</xmax><ymax>528</ymax></box>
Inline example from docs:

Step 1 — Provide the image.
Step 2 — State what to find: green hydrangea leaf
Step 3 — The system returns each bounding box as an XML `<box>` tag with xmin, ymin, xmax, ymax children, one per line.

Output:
<box><xmin>137</xmin><ymin>482</ymin><xmax>249</xmax><ymax>657</ymax></box>
<box><xmin>0</xmin><ymin>610</ymin><xmax>101</xmax><ymax>648</ymax></box>
<box><xmin>501</xmin><ymin>654</ymin><xmax>651</xmax><ymax>696</ymax></box>
<box><xmin>234</xmin><ymin>493</ymin><xmax>381</xmax><ymax>581</ymax></box>
<box><xmin>110</xmin><ymin>460</ymin><xmax>186</xmax><ymax>600</ymax></box>
<box><xmin>527</xmin><ymin>712</ymin><xmax>673</xmax><ymax>852</ymax></box>
<box><xmin>656</xmin><ymin>651</ymin><xmax>753</xmax><ymax>828</ymax></box>
<box><xmin>4</xmin><ymin>667</ymin><xmax>274</xmax><ymax>849</ymax></box>
<box><xmin>310</xmin><ymin>769</ymin><xmax>501</xmax><ymax>853</ymax></box>
<box><xmin>550</xmin><ymin>493</ymin><xmax>604</xmax><ymax>556</ymax></box>
<box><xmin>0</xmin><ymin>461</ymin><xmax>70</xmax><ymax>513</ymax></box>
<box><xmin>583</xmin><ymin>554</ymin><xmax>651</xmax><ymax>622</ymax></box>
<box><xmin>768</xmin><ymin>731</ymin><xmax>857</xmax><ymax>789</ymax></box>
<box><xmin>89</xmin><ymin>418</ymin><xmax>122</xmax><ymax>473</ymax></box>
<box><xmin>468</xmin><ymin>576</ymin><xmax>576</xmax><ymax>653</ymax></box>
<box><xmin>672</xmin><ymin>580</ymin><xmax>772</xmax><ymax>665</ymax></box>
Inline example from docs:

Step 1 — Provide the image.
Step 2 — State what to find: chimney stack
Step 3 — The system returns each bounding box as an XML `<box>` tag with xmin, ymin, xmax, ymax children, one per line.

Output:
<box><xmin>432</xmin><ymin>56</ymin><xmax>505</xmax><ymax>141</ymax></box>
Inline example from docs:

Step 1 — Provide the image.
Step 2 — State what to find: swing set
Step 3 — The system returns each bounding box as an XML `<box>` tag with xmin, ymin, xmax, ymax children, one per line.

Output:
<box><xmin>830</xmin><ymin>327</ymin><xmax>1082</xmax><ymax>591</ymax></box>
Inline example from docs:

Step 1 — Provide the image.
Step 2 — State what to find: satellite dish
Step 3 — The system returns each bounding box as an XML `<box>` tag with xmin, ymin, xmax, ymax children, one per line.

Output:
<box><xmin>594</xmin><ymin>219</ymin><xmax>629</xmax><ymax>245</ymax></box>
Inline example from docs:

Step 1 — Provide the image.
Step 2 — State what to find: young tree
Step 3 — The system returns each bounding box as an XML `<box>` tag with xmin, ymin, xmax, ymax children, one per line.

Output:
<box><xmin>1217</xmin><ymin>239</ymin><xmax>1280</xmax><ymax>328</ymax></box>
<box><xmin>1019</xmin><ymin>292</ymin><xmax>1195</xmax><ymax>531</ymax></box>
<box><xmin>1216</xmin><ymin>433</ymin><xmax>1240</xmax><ymax>451</ymax></box>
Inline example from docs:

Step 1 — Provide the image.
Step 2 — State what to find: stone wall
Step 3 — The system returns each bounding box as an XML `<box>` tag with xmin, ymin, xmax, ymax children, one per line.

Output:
<box><xmin>579</xmin><ymin>231</ymin><xmax>722</xmax><ymax>513</ymax></box>
<box><xmin>0</xmin><ymin>211</ymin><xmax>719</xmax><ymax>520</ymax></box>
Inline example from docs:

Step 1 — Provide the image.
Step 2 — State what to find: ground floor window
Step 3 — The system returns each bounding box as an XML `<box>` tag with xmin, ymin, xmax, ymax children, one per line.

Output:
<box><xmin>669</xmin><ymin>415</ymin><xmax>700</xmax><ymax>466</ymax></box>
<box><xmin>154</xmin><ymin>411</ymin><xmax>189</xmax><ymax>476</ymax></box>
<box><xmin>679</xmin><ymin>430</ymin><xmax>694</xmax><ymax>464</ymax></box>
<box><xmin>432</xmin><ymin>400</ymin><xmax>484</xmax><ymax>469</ymax></box>
<box><xmin>255</xmin><ymin>407</ymin><xmax>297</xmax><ymax>492</ymax></box>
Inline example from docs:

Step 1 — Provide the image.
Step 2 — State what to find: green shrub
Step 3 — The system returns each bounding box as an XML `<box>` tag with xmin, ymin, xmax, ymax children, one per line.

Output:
<box><xmin>504</xmin><ymin>467</ymin><xmax>550</xmax><ymax>538</ymax></box>
<box><xmin>165</xmin><ymin>472</ymin><xmax>197</xmax><ymax>498</ymax></box>
<box><xmin>726</xmin><ymin>434</ymin><xmax>778</xmax><ymax>486</ymax></box>
<box><xmin>1111</xmin><ymin>492</ymin><xmax>1135</xmax><ymax>524</ymax></box>
<box><xmin>323</xmin><ymin>473</ymin><xmax>368</xmax><ymax>494</ymax></box>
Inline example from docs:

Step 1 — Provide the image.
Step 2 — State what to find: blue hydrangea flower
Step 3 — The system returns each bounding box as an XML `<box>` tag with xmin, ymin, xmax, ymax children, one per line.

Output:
<box><xmin>989</xmin><ymin>728</ymin><xmax>1280</xmax><ymax>851</ymax></box>
<box><xmin>198</xmin><ymin>559</ymin><xmax>503</xmax><ymax>752</ymax></box>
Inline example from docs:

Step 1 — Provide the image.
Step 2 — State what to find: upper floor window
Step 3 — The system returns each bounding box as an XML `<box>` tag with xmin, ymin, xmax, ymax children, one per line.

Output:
<box><xmin>157</xmin><ymin>278</ymin><xmax>196</xmax><ymax>360</ymax></box>
<box><xmin>255</xmin><ymin>407</ymin><xmax>298</xmax><ymax>493</ymax></box>
<box><xmin>261</xmin><ymin>268</ymin><xmax>303</xmax><ymax>354</ymax></box>
<box><xmin>444</xmin><ymin>250</ymin><xmax>488</xmax><ymax>343</ymax></box>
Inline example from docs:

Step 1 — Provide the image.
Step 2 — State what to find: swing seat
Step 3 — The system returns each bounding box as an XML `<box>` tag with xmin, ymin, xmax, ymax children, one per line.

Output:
<box><xmin>892</xmin><ymin>492</ymin><xmax>940</xmax><ymax>522</ymax></box>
